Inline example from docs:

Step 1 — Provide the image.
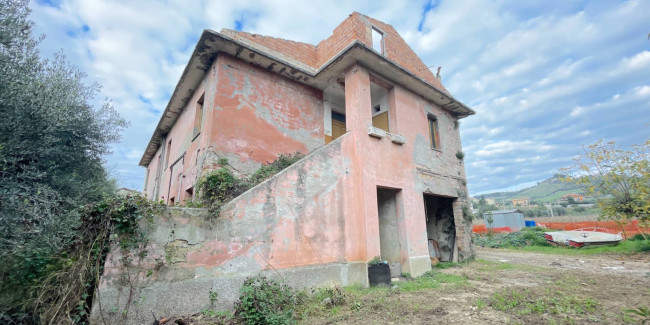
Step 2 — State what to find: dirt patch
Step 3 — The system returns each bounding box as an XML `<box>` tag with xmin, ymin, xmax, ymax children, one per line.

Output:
<box><xmin>479</xmin><ymin>247</ymin><xmax>650</xmax><ymax>279</ymax></box>
<box><xmin>298</xmin><ymin>248</ymin><xmax>649</xmax><ymax>324</ymax></box>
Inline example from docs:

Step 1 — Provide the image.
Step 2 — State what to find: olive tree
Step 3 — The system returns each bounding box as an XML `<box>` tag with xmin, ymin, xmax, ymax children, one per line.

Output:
<box><xmin>0</xmin><ymin>0</ymin><xmax>127</xmax><ymax>320</ymax></box>
<box><xmin>560</xmin><ymin>137</ymin><xmax>649</xmax><ymax>229</ymax></box>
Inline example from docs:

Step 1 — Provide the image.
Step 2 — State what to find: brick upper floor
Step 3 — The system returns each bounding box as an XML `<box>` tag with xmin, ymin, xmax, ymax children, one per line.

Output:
<box><xmin>220</xmin><ymin>12</ymin><xmax>447</xmax><ymax>92</ymax></box>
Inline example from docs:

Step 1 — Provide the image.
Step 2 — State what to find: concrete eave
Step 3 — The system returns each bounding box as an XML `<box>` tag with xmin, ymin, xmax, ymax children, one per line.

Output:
<box><xmin>139</xmin><ymin>29</ymin><xmax>476</xmax><ymax>166</ymax></box>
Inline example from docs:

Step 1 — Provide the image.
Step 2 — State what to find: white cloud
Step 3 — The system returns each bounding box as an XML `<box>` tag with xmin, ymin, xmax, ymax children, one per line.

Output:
<box><xmin>634</xmin><ymin>85</ymin><xmax>650</xmax><ymax>97</ymax></box>
<box><xmin>623</xmin><ymin>51</ymin><xmax>650</xmax><ymax>69</ymax></box>
<box><xmin>475</xmin><ymin>140</ymin><xmax>553</xmax><ymax>157</ymax></box>
<box><xmin>570</xmin><ymin>106</ymin><xmax>585</xmax><ymax>117</ymax></box>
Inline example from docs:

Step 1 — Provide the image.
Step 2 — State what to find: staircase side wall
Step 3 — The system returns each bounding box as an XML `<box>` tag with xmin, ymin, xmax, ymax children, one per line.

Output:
<box><xmin>91</xmin><ymin>137</ymin><xmax>363</xmax><ymax>324</ymax></box>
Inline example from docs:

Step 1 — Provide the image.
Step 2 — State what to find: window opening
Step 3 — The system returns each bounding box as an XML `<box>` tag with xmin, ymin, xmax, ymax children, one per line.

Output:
<box><xmin>192</xmin><ymin>93</ymin><xmax>204</xmax><ymax>140</ymax></box>
<box><xmin>144</xmin><ymin>169</ymin><xmax>150</xmax><ymax>192</ymax></box>
<box><xmin>372</xmin><ymin>27</ymin><xmax>384</xmax><ymax>54</ymax></box>
<box><xmin>165</xmin><ymin>139</ymin><xmax>172</xmax><ymax>168</ymax></box>
<box><xmin>428</xmin><ymin>115</ymin><xmax>440</xmax><ymax>150</ymax></box>
<box><xmin>371</xmin><ymin>81</ymin><xmax>390</xmax><ymax>132</ymax></box>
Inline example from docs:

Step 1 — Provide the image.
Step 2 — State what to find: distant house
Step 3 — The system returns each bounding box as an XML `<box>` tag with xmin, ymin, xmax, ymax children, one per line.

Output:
<box><xmin>512</xmin><ymin>198</ymin><xmax>529</xmax><ymax>206</ymax></box>
<box><xmin>483</xmin><ymin>209</ymin><xmax>525</xmax><ymax>231</ymax></box>
<box><xmin>561</xmin><ymin>193</ymin><xmax>584</xmax><ymax>202</ymax></box>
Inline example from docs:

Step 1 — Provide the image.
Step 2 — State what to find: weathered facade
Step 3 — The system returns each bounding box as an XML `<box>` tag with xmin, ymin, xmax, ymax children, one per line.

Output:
<box><xmin>93</xmin><ymin>12</ymin><xmax>475</xmax><ymax>323</ymax></box>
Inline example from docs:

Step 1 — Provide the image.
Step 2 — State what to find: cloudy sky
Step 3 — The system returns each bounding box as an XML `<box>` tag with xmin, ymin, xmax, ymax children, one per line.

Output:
<box><xmin>30</xmin><ymin>0</ymin><xmax>649</xmax><ymax>195</ymax></box>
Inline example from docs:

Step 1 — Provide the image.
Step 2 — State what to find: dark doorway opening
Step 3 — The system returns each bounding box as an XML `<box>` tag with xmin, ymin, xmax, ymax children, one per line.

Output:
<box><xmin>377</xmin><ymin>187</ymin><xmax>402</xmax><ymax>277</ymax></box>
<box><xmin>423</xmin><ymin>194</ymin><xmax>456</xmax><ymax>262</ymax></box>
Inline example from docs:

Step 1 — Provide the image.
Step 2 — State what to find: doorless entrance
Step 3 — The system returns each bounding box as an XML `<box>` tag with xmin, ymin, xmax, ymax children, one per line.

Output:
<box><xmin>377</xmin><ymin>187</ymin><xmax>403</xmax><ymax>277</ymax></box>
<box><xmin>423</xmin><ymin>194</ymin><xmax>456</xmax><ymax>262</ymax></box>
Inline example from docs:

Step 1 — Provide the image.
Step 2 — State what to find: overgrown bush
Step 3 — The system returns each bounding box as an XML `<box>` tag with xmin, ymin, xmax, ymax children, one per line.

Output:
<box><xmin>474</xmin><ymin>227</ymin><xmax>551</xmax><ymax>248</ymax></box>
<box><xmin>234</xmin><ymin>275</ymin><xmax>298</xmax><ymax>325</ymax></box>
<box><xmin>197</xmin><ymin>153</ymin><xmax>304</xmax><ymax>217</ymax></box>
<box><xmin>367</xmin><ymin>256</ymin><xmax>382</xmax><ymax>266</ymax></box>
<box><xmin>248</xmin><ymin>153</ymin><xmax>305</xmax><ymax>185</ymax></box>
<box><xmin>196</xmin><ymin>168</ymin><xmax>249</xmax><ymax>214</ymax></box>
<box><xmin>0</xmin><ymin>194</ymin><xmax>160</xmax><ymax>324</ymax></box>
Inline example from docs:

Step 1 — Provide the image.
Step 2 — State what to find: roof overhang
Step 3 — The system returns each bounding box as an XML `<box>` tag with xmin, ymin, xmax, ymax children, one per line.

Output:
<box><xmin>139</xmin><ymin>29</ymin><xmax>476</xmax><ymax>166</ymax></box>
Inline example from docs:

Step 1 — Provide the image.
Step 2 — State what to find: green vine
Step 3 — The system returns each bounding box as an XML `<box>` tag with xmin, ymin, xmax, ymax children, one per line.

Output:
<box><xmin>197</xmin><ymin>152</ymin><xmax>304</xmax><ymax>217</ymax></box>
<box><xmin>5</xmin><ymin>194</ymin><xmax>163</xmax><ymax>325</ymax></box>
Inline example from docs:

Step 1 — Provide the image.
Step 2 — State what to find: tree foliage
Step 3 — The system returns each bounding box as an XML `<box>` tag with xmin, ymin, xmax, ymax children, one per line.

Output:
<box><xmin>560</xmin><ymin>138</ymin><xmax>650</xmax><ymax>225</ymax></box>
<box><xmin>0</xmin><ymin>0</ymin><xmax>128</xmax><ymax>322</ymax></box>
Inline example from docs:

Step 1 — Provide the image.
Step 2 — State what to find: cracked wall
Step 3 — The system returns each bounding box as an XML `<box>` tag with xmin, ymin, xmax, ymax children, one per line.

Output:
<box><xmin>93</xmin><ymin>137</ymin><xmax>363</xmax><ymax>324</ymax></box>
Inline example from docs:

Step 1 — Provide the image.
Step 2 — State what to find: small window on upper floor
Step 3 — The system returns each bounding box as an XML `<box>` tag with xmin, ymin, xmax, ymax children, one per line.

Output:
<box><xmin>192</xmin><ymin>93</ymin><xmax>204</xmax><ymax>140</ymax></box>
<box><xmin>370</xmin><ymin>80</ymin><xmax>390</xmax><ymax>132</ymax></box>
<box><xmin>144</xmin><ymin>168</ymin><xmax>150</xmax><ymax>191</ymax></box>
<box><xmin>165</xmin><ymin>139</ymin><xmax>172</xmax><ymax>168</ymax></box>
<box><xmin>372</xmin><ymin>27</ymin><xmax>384</xmax><ymax>55</ymax></box>
<box><xmin>428</xmin><ymin>114</ymin><xmax>440</xmax><ymax>150</ymax></box>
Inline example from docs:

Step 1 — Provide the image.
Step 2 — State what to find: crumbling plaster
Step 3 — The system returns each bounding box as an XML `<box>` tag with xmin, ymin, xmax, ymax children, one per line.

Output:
<box><xmin>126</xmin><ymin>12</ymin><xmax>476</xmax><ymax>324</ymax></box>
<box><xmin>145</xmin><ymin>54</ymin><xmax>325</xmax><ymax>203</ymax></box>
<box><xmin>95</xmin><ymin>137</ymin><xmax>360</xmax><ymax>324</ymax></box>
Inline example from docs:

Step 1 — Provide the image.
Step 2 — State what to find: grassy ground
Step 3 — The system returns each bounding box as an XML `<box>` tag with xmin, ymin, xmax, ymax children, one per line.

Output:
<box><xmin>294</xmin><ymin>254</ymin><xmax>650</xmax><ymax>324</ymax></box>
<box><xmin>167</xmin><ymin>248</ymin><xmax>650</xmax><ymax>324</ymax></box>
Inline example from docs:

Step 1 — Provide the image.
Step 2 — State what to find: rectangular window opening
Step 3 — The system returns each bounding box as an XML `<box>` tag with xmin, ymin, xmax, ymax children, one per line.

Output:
<box><xmin>372</xmin><ymin>27</ymin><xmax>384</xmax><ymax>55</ymax></box>
<box><xmin>428</xmin><ymin>115</ymin><xmax>440</xmax><ymax>150</ymax></box>
<box><xmin>165</xmin><ymin>139</ymin><xmax>172</xmax><ymax>168</ymax></box>
<box><xmin>192</xmin><ymin>93</ymin><xmax>205</xmax><ymax>140</ymax></box>
<box><xmin>370</xmin><ymin>80</ymin><xmax>390</xmax><ymax>132</ymax></box>
<box><xmin>144</xmin><ymin>168</ymin><xmax>150</xmax><ymax>192</ymax></box>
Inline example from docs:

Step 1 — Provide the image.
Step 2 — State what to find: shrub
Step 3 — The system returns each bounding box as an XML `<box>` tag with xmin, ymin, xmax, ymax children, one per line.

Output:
<box><xmin>0</xmin><ymin>194</ymin><xmax>160</xmax><ymax>324</ymax></box>
<box><xmin>313</xmin><ymin>286</ymin><xmax>348</xmax><ymax>308</ymax></box>
<box><xmin>573</xmin><ymin>206</ymin><xmax>586</xmax><ymax>213</ymax></box>
<box><xmin>197</xmin><ymin>168</ymin><xmax>248</xmax><ymax>215</ymax></box>
<box><xmin>474</xmin><ymin>227</ymin><xmax>551</xmax><ymax>248</ymax></box>
<box><xmin>249</xmin><ymin>153</ymin><xmax>304</xmax><ymax>186</ymax></box>
<box><xmin>197</xmin><ymin>153</ymin><xmax>305</xmax><ymax>217</ymax></box>
<box><xmin>367</xmin><ymin>256</ymin><xmax>382</xmax><ymax>266</ymax></box>
<box><xmin>461</xmin><ymin>205</ymin><xmax>474</xmax><ymax>221</ymax></box>
<box><xmin>456</xmin><ymin>151</ymin><xmax>465</xmax><ymax>160</ymax></box>
<box><xmin>234</xmin><ymin>275</ymin><xmax>298</xmax><ymax>325</ymax></box>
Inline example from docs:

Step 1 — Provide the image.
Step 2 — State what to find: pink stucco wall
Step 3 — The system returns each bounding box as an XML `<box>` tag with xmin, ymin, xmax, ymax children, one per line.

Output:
<box><xmin>144</xmin><ymin>57</ymin><xmax>471</xmax><ymax>266</ymax></box>
<box><xmin>145</xmin><ymin>54</ymin><xmax>325</xmax><ymax>204</ymax></box>
<box><xmin>101</xmin><ymin>59</ymin><xmax>472</xmax><ymax>323</ymax></box>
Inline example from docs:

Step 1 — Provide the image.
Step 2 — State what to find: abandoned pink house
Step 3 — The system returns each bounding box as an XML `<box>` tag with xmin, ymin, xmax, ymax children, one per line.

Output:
<box><xmin>93</xmin><ymin>12</ymin><xmax>475</xmax><ymax>322</ymax></box>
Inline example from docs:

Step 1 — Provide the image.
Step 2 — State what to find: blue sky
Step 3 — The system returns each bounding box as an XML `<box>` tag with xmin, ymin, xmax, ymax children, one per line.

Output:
<box><xmin>29</xmin><ymin>0</ymin><xmax>649</xmax><ymax>195</ymax></box>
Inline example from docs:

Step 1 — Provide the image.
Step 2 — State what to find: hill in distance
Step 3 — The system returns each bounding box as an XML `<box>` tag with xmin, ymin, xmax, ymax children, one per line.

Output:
<box><xmin>477</xmin><ymin>175</ymin><xmax>585</xmax><ymax>203</ymax></box>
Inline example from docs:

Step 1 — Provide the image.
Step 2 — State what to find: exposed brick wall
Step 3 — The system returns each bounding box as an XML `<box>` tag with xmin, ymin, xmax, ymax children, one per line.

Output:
<box><xmin>221</xmin><ymin>29</ymin><xmax>317</xmax><ymax>67</ymax></box>
<box><xmin>362</xmin><ymin>15</ymin><xmax>446</xmax><ymax>92</ymax></box>
<box><xmin>315</xmin><ymin>12</ymin><xmax>370</xmax><ymax>67</ymax></box>
<box><xmin>220</xmin><ymin>12</ymin><xmax>448</xmax><ymax>92</ymax></box>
